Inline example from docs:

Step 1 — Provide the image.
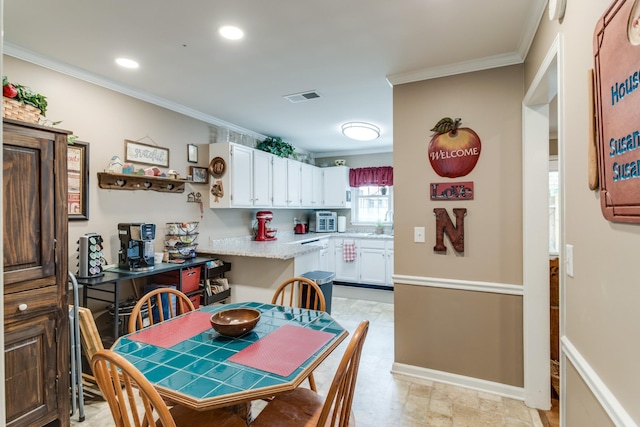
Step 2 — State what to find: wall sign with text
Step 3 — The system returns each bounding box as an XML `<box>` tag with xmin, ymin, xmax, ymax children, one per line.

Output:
<box><xmin>594</xmin><ymin>0</ymin><xmax>640</xmax><ymax>222</ymax></box>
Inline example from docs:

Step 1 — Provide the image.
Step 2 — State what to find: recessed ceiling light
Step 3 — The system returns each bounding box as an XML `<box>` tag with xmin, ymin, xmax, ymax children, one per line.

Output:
<box><xmin>218</xmin><ymin>25</ymin><xmax>244</xmax><ymax>40</ymax></box>
<box><xmin>341</xmin><ymin>122</ymin><xmax>381</xmax><ymax>141</ymax></box>
<box><xmin>115</xmin><ymin>58</ymin><xmax>139</xmax><ymax>69</ymax></box>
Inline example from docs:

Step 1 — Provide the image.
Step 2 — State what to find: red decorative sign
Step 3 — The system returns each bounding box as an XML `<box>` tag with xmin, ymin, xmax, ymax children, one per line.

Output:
<box><xmin>433</xmin><ymin>208</ymin><xmax>466</xmax><ymax>253</ymax></box>
<box><xmin>593</xmin><ymin>0</ymin><xmax>640</xmax><ymax>222</ymax></box>
<box><xmin>430</xmin><ymin>182</ymin><xmax>474</xmax><ymax>200</ymax></box>
<box><xmin>428</xmin><ymin>117</ymin><xmax>481</xmax><ymax>178</ymax></box>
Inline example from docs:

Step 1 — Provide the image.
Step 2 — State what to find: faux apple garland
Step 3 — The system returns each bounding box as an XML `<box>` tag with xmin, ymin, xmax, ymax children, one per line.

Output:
<box><xmin>428</xmin><ymin>117</ymin><xmax>481</xmax><ymax>178</ymax></box>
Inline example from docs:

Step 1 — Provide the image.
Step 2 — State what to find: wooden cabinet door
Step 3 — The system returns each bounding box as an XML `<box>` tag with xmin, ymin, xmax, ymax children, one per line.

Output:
<box><xmin>4</xmin><ymin>312</ymin><xmax>58</xmax><ymax>427</ymax></box>
<box><xmin>2</xmin><ymin>130</ymin><xmax>55</xmax><ymax>288</ymax></box>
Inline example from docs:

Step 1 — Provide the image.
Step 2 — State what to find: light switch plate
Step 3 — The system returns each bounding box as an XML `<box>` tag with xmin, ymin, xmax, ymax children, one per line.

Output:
<box><xmin>566</xmin><ymin>244</ymin><xmax>574</xmax><ymax>277</ymax></box>
<box><xmin>414</xmin><ymin>227</ymin><xmax>425</xmax><ymax>243</ymax></box>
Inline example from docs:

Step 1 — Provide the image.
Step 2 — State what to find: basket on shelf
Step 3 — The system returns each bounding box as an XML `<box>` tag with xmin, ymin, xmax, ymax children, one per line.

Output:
<box><xmin>550</xmin><ymin>359</ymin><xmax>560</xmax><ymax>395</ymax></box>
<box><xmin>2</xmin><ymin>97</ymin><xmax>41</xmax><ymax>123</ymax></box>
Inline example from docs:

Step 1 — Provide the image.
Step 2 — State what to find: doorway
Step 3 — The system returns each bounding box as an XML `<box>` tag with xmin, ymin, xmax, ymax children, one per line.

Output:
<box><xmin>522</xmin><ymin>33</ymin><xmax>564</xmax><ymax>412</ymax></box>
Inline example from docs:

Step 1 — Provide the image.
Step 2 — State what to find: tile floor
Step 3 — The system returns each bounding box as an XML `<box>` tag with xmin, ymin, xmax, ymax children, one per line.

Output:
<box><xmin>71</xmin><ymin>295</ymin><xmax>543</xmax><ymax>427</ymax></box>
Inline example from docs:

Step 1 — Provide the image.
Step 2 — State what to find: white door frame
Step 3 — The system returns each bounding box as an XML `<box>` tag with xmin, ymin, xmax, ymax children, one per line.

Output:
<box><xmin>522</xmin><ymin>33</ymin><xmax>563</xmax><ymax>410</ymax></box>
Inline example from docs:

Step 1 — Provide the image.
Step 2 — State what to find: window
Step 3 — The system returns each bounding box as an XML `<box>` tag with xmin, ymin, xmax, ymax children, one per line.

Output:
<box><xmin>352</xmin><ymin>185</ymin><xmax>393</xmax><ymax>225</ymax></box>
<box><xmin>549</xmin><ymin>158</ymin><xmax>559</xmax><ymax>255</ymax></box>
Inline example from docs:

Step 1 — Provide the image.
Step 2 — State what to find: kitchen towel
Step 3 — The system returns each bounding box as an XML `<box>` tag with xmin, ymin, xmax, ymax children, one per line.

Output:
<box><xmin>343</xmin><ymin>240</ymin><xmax>356</xmax><ymax>262</ymax></box>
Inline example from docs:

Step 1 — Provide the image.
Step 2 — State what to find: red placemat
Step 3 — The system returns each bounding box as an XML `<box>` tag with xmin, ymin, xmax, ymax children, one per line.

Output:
<box><xmin>228</xmin><ymin>325</ymin><xmax>334</xmax><ymax>377</ymax></box>
<box><xmin>129</xmin><ymin>311</ymin><xmax>212</xmax><ymax>348</ymax></box>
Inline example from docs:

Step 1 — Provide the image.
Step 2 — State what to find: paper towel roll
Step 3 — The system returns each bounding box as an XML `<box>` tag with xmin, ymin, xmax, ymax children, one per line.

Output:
<box><xmin>338</xmin><ymin>216</ymin><xmax>347</xmax><ymax>233</ymax></box>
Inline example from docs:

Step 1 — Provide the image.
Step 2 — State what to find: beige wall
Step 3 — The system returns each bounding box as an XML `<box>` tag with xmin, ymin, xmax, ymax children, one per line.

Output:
<box><xmin>526</xmin><ymin>0</ymin><xmax>640</xmax><ymax>423</ymax></box>
<box><xmin>393</xmin><ymin>65</ymin><xmax>524</xmax><ymax>385</ymax></box>
<box><xmin>394</xmin><ymin>65</ymin><xmax>523</xmax><ymax>283</ymax></box>
<box><xmin>395</xmin><ymin>287</ymin><xmax>523</xmax><ymax>386</ymax></box>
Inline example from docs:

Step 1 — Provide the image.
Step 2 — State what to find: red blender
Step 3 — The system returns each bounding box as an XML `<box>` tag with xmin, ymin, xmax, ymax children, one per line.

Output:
<box><xmin>254</xmin><ymin>211</ymin><xmax>277</xmax><ymax>241</ymax></box>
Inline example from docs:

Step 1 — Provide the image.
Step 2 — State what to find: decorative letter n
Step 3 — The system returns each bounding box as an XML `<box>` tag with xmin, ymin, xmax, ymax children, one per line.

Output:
<box><xmin>433</xmin><ymin>208</ymin><xmax>467</xmax><ymax>253</ymax></box>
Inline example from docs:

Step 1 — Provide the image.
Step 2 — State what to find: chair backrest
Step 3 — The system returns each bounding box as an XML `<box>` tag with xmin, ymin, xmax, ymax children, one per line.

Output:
<box><xmin>128</xmin><ymin>287</ymin><xmax>195</xmax><ymax>334</ymax></box>
<box><xmin>271</xmin><ymin>277</ymin><xmax>326</xmax><ymax>312</ymax></box>
<box><xmin>77</xmin><ymin>306</ymin><xmax>104</xmax><ymax>361</ymax></box>
<box><xmin>318</xmin><ymin>320</ymin><xmax>369</xmax><ymax>427</ymax></box>
<box><xmin>91</xmin><ymin>349</ymin><xmax>177</xmax><ymax>427</ymax></box>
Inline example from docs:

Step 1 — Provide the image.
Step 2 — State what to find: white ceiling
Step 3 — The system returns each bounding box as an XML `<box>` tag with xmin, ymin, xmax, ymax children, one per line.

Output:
<box><xmin>3</xmin><ymin>0</ymin><xmax>546</xmax><ymax>156</ymax></box>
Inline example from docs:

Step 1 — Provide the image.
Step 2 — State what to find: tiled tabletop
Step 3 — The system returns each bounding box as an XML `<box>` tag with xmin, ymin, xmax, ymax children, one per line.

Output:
<box><xmin>111</xmin><ymin>302</ymin><xmax>348</xmax><ymax>410</ymax></box>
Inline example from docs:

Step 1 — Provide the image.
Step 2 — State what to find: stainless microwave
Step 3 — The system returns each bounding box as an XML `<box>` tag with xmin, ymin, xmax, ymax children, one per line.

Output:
<box><xmin>316</xmin><ymin>211</ymin><xmax>337</xmax><ymax>233</ymax></box>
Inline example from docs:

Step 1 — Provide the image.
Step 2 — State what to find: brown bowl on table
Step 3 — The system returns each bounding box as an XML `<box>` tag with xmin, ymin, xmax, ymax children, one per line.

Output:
<box><xmin>210</xmin><ymin>308</ymin><xmax>261</xmax><ymax>337</ymax></box>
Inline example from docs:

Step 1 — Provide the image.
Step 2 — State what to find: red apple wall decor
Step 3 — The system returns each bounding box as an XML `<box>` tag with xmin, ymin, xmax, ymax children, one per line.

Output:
<box><xmin>428</xmin><ymin>117</ymin><xmax>481</xmax><ymax>178</ymax></box>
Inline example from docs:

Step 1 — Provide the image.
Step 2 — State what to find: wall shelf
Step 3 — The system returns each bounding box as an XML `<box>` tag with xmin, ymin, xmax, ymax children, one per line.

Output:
<box><xmin>98</xmin><ymin>172</ymin><xmax>186</xmax><ymax>193</ymax></box>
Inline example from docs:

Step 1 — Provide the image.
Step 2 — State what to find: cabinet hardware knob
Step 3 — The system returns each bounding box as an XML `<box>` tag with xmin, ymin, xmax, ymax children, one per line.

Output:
<box><xmin>18</xmin><ymin>303</ymin><xmax>28</xmax><ymax>311</ymax></box>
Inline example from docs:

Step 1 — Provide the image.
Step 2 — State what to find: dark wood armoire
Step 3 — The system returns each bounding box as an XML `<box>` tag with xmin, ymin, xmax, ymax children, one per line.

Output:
<box><xmin>3</xmin><ymin>118</ymin><xmax>70</xmax><ymax>426</ymax></box>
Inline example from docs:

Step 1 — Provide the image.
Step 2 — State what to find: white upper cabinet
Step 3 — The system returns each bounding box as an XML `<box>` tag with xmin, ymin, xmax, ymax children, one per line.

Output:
<box><xmin>312</xmin><ymin>166</ymin><xmax>323</xmax><ymax>208</ymax></box>
<box><xmin>271</xmin><ymin>156</ymin><xmax>288</xmax><ymax>207</ymax></box>
<box><xmin>300</xmin><ymin>163</ymin><xmax>314</xmax><ymax>207</ymax></box>
<box><xmin>252</xmin><ymin>149</ymin><xmax>272</xmax><ymax>207</ymax></box>
<box><xmin>209</xmin><ymin>142</ymin><xmax>271</xmax><ymax>208</ymax></box>
<box><xmin>286</xmin><ymin>159</ymin><xmax>301</xmax><ymax>207</ymax></box>
<box><xmin>210</xmin><ymin>142</ymin><xmax>348</xmax><ymax>210</ymax></box>
<box><xmin>323</xmin><ymin>166</ymin><xmax>351</xmax><ymax>208</ymax></box>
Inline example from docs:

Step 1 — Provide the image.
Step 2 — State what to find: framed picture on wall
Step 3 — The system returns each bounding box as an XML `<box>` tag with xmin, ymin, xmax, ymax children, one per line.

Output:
<box><xmin>188</xmin><ymin>144</ymin><xmax>198</xmax><ymax>163</ymax></box>
<box><xmin>190</xmin><ymin>166</ymin><xmax>209</xmax><ymax>184</ymax></box>
<box><xmin>68</xmin><ymin>141</ymin><xmax>90</xmax><ymax>220</ymax></box>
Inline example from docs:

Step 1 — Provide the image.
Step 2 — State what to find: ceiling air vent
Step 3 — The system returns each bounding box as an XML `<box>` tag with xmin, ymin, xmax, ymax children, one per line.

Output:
<box><xmin>284</xmin><ymin>91</ymin><xmax>321</xmax><ymax>103</ymax></box>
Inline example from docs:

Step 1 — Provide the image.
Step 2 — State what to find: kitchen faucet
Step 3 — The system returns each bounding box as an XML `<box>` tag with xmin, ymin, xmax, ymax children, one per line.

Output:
<box><xmin>384</xmin><ymin>210</ymin><xmax>394</xmax><ymax>231</ymax></box>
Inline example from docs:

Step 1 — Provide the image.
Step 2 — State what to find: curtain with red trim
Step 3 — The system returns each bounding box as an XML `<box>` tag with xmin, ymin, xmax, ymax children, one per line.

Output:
<box><xmin>348</xmin><ymin>166</ymin><xmax>393</xmax><ymax>187</ymax></box>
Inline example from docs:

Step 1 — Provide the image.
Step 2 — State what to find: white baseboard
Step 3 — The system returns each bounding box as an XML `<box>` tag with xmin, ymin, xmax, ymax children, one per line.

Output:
<box><xmin>561</xmin><ymin>337</ymin><xmax>637</xmax><ymax>427</ymax></box>
<box><xmin>391</xmin><ymin>362</ymin><xmax>525</xmax><ymax>401</ymax></box>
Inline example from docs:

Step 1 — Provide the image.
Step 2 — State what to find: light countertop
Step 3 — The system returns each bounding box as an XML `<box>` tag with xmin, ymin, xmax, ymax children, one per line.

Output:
<box><xmin>196</xmin><ymin>231</ymin><xmax>393</xmax><ymax>260</ymax></box>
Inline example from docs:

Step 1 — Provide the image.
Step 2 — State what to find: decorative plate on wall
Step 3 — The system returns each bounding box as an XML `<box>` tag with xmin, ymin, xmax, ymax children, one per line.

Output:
<box><xmin>209</xmin><ymin>157</ymin><xmax>226</xmax><ymax>178</ymax></box>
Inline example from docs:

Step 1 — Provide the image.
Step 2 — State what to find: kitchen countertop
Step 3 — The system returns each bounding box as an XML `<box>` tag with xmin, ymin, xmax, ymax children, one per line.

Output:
<box><xmin>197</xmin><ymin>231</ymin><xmax>393</xmax><ymax>260</ymax></box>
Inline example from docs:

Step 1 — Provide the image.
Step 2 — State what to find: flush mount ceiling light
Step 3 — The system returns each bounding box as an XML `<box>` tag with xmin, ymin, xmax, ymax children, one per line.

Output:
<box><xmin>341</xmin><ymin>122</ymin><xmax>380</xmax><ymax>141</ymax></box>
<box><xmin>115</xmin><ymin>58</ymin><xmax>139</xmax><ymax>69</ymax></box>
<box><xmin>218</xmin><ymin>25</ymin><xmax>244</xmax><ymax>40</ymax></box>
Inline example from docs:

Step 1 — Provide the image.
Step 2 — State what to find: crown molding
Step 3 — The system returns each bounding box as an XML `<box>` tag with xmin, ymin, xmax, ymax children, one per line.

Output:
<box><xmin>386</xmin><ymin>52</ymin><xmax>524</xmax><ymax>86</ymax></box>
<box><xmin>386</xmin><ymin>0</ymin><xmax>546</xmax><ymax>86</ymax></box>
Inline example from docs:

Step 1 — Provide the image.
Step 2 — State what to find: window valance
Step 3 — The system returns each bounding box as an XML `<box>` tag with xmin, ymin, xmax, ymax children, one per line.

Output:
<box><xmin>348</xmin><ymin>166</ymin><xmax>393</xmax><ymax>188</ymax></box>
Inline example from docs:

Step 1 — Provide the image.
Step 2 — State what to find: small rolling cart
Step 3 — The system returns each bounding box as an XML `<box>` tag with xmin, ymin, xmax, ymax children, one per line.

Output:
<box><xmin>202</xmin><ymin>260</ymin><xmax>232</xmax><ymax>305</ymax></box>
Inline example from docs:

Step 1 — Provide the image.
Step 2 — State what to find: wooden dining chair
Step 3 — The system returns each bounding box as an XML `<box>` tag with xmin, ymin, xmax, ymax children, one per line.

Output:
<box><xmin>76</xmin><ymin>306</ymin><xmax>104</xmax><ymax>385</ymax></box>
<box><xmin>272</xmin><ymin>276</ymin><xmax>326</xmax><ymax>313</ymax></box>
<box><xmin>128</xmin><ymin>287</ymin><xmax>195</xmax><ymax>334</ymax></box>
<box><xmin>251</xmin><ymin>320</ymin><xmax>370</xmax><ymax>427</ymax></box>
<box><xmin>271</xmin><ymin>276</ymin><xmax>326</xmax><ymax>391</ymax></box>
<box><xmin>91</xmin><ymin>349</ymin><xmax>245</xmax><ymax>427</ymax></box>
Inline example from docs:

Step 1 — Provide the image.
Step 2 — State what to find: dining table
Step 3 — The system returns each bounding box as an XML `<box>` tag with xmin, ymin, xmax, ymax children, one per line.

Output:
<box><xmin>110</xmin><ymin>301</ymin><xmax>348</xmax><ymax>423</ymax></box>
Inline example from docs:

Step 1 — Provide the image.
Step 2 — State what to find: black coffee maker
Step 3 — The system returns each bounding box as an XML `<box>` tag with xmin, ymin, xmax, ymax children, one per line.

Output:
<box><xmin>118</xmin><ymin>223</ymin><xmax>156</xmax><ymax>271</ymax></box>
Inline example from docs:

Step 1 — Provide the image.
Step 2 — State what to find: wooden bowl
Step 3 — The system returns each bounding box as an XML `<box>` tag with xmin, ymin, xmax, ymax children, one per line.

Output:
<box><xmin>210</xmin><ymin>308</ymin><xmax>261</xmax><ymax>337</ymax></box>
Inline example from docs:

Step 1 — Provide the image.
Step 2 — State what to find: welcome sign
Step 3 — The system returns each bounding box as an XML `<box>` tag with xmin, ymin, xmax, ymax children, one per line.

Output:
<box><xmin>594</xmin><ymin>0</ymin><xmax>640</xmax><ymax>222</ymax></box>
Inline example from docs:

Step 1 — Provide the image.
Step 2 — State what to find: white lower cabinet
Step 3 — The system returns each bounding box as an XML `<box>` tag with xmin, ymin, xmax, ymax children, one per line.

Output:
<box><xmin>385</xmin><ymin>244</ymin><xmax>394</xmax><ymax>286</ymax></box>
<box><xmin>334</xmin><ymin>239</ymin><xmax>359</xmax><ymax>282</ymax></box>
<box><xmin>332</xmin><ymin>237</ymin><xmax>394</xmax><ymax>287</ymax></box>
<box><xmin>359</xmin><ymin>240</ymin><xmax>387</xmax><ymax>285</ymax></box>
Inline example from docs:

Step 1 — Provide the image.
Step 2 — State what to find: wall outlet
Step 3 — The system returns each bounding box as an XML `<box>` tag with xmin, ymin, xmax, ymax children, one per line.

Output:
<box><xmin>414</xmin><ymin>226</ymin><xmax>425</xmax><ymax>243</ymax></box>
